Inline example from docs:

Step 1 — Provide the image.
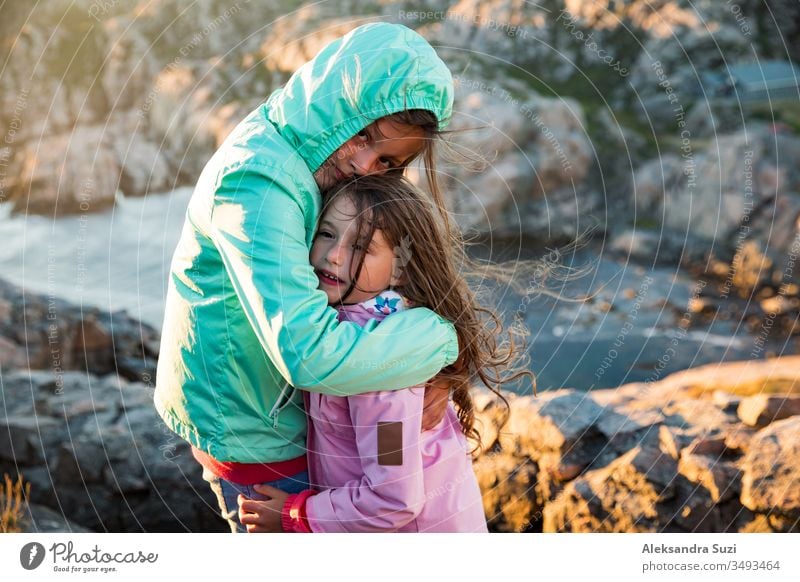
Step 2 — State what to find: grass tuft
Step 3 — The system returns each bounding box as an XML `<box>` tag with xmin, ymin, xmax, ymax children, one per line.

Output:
<box><xmin>1</xmin><ymin>473</ymin><xmax>30</xmax><ymax>533</ymax></box>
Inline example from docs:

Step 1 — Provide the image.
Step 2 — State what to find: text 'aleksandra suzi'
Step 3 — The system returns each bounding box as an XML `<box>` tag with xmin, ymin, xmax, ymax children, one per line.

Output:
<box><xmin>642</xmin><ymin>543</ymin><xmax>736</xmax><ymax>554</ymax></box>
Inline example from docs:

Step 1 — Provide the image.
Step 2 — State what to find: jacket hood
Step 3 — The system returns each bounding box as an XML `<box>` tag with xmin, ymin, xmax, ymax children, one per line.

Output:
<box><xmin>264</xmin><ymin>22</ymin><xmax>453</xmax><ymax>174</ymax></box>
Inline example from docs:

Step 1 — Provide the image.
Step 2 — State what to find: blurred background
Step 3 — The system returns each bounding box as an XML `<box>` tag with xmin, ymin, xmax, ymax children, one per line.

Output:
<box><xmin>1</xmin><ymin>0</ymin><xmax>798</xmax><ymax>534</ymax></box>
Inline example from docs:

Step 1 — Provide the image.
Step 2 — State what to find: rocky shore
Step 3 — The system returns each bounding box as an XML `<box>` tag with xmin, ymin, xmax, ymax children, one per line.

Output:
<box><xmin>0</xmin><ymin>277</ymin><xmax>225</xmax><ymax>532</ymax></box>
<box><xmin>2</xmin><ymin>277</ymin><xmax>797</xmax><ymax>532</ymax></box>
<box><xmin>472</xmin><ymin>358</ymin><xmax>800</xmax><ymax>532</ymax></box>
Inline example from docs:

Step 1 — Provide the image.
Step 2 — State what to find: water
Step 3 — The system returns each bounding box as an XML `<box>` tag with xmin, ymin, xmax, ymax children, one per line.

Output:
<box><xmin>0</xmin><ymin>188</ymin><xmax>194</xmax><ymax>330</ymax></box>
<box><xmin>471</xmin><ymin>236</ymin><xmax>789</xmax><ymax>392</ymax></box>
<box><xmin>0</xmin><ymin>189</ymin><xmax>789</xmax><ymax>391</ymax></box>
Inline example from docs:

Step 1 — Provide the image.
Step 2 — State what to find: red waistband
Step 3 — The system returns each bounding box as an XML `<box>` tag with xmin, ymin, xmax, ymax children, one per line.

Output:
<box><xmin>192</xmin><ymin>447</ymin><xmax>308</xmax><ymax>485</ymax></box>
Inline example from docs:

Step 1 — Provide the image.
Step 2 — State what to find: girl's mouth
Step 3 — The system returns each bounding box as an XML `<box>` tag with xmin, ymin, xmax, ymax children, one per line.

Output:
<box><xmin>317</xmin><ymin>269</ymin><xmax>345</xmax><ymax>287</ymax></box>
<box><xmin>334</xmin><ymin>167</ymin><xmax>344</xmax><ymax>181</ymax></box>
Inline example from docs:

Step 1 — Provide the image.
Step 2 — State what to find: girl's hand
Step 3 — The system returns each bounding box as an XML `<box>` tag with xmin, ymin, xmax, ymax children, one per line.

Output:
<box><xmin>238</xmin><ymin>484</ymin><xmax>290</xmax><ymax>533</ymax></box>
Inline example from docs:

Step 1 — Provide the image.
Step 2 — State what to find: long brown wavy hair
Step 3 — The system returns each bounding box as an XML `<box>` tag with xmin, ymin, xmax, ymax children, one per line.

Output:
<box><xmin>320</xmin><ymin>173</ymin><xmax>538</xmax><ymax>451</ymax></box>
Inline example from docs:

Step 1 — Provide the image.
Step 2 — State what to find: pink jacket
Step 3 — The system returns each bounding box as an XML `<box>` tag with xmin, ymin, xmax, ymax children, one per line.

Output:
<box><xmin>282</xmin><ymin>291</ymin><xmax>488</xmax><ymax>533</ymax></box>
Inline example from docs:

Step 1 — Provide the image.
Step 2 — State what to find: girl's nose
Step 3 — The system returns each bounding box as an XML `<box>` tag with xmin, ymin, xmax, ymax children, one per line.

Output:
<box><xmin>350</xmin><ymin>148</ymin><xmax>380</xmax><ymax>175</ymax></box>
<box><xmin>327</xmin><ymin>243</ymin><xmax>346</xmax><ymax>266</ymax></box>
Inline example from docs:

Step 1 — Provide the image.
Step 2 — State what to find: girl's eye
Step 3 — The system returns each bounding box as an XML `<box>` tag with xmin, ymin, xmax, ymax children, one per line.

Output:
<box><xmin>316</xmin><ymin>230</ymin><xmax>334</xmax><ymax>239</ymax></box>
<box><xmin>379</xmin><ymin>157</ymin><xmax>392</xmax><ymax>169</ymax></box>
<box><xmin>352</xmin><ymin>240</ymin><xmax>373</xmax><ymax>252</ymax></box>
<box><xmin>357</xmin><ymin>130</ymin><xmax>368</xmax><ymax>140</ymax></box>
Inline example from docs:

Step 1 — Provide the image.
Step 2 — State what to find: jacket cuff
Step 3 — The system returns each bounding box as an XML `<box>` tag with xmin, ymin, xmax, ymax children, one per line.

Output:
<box><xmin>440</xmin><ymin>317</ymin><xmax>459</xmax><ymax>367</ymax></box>
<box><xmin>281</xmin><ymin>490</ymin><xmax>317</xmax><ymax>533</ymax></box>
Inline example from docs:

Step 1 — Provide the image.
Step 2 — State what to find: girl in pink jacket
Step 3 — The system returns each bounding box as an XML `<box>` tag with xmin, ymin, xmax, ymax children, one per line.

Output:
<box><xmin>238</xmin><ymin>174</ymin><xmax>532</xmax><ymax>532</ymax></box>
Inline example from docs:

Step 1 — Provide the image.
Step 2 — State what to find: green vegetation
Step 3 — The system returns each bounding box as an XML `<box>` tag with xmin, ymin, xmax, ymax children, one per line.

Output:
<box><xmin>633</xmin><ymin>218</ymin><xmax>660</xmax><ymax>230</ymax></box>
<box><xmin>747</xmin><ymin>100</ymin><xmax>800</xmax><ymax>134</ymax></box>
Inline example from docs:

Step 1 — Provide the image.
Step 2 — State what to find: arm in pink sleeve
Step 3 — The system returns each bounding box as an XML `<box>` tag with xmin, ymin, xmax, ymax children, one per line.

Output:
<box><xmin>281</xmin><ymin>490</ymin><xmax>317</xmax><ymax>533</ymax></box>
<box><xmin>305</xmin><ymin>388</ymin><xmax>427</xmax><ymax>532</ymax></box>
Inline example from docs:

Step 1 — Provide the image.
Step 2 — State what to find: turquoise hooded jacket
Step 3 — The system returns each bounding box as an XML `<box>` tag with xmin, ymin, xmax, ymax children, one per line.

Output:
<box><xmin>154</xmin><ymin>23</ymin><xmax>457</xmax><ymax>463</ymax></box>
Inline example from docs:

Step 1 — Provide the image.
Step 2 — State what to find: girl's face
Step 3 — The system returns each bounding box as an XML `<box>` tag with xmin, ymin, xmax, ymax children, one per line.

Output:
<box><xmin>313</xmin><ymin>118</ymin><xmax>425</xmax><ymax>190</ymax></box>
<box><xmin>310</xmin><ymin>195</ymin><xmax>401</xmax><ymax>304</ymax></box>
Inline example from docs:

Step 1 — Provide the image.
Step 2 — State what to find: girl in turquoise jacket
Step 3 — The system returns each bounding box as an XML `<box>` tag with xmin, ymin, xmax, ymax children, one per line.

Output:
<box><xmin>154</xmin><ymin>22</ymin><xmax>459</xmax><ymax>532</ymax></box>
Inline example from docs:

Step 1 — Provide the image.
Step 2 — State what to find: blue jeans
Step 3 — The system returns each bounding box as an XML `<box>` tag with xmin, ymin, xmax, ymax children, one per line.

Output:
<box><xmin>201</xmin><ymin>466</ymin><xmax>310</xmax><ymax>533</ymax></box>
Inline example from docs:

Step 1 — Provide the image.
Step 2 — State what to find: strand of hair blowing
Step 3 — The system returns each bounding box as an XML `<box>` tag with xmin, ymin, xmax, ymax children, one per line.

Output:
<box><xmin>397</xmin><ymin>204</ymin><xmax>533</xmax><ymax>452</ymax></box>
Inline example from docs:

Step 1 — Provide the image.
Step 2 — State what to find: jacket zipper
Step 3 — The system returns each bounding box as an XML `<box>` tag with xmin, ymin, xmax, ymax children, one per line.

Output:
<box><xmin>268</xmin><ymin>381</ymin><xmax>296</xmax><ymax>428</ymax></box>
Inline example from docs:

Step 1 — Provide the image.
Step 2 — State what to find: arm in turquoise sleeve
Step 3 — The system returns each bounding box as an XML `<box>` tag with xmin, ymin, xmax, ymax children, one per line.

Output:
<box><xmin>208</xmin><ymin>163</ymin><xmax>459</xmax><ymax>395</ymax></box>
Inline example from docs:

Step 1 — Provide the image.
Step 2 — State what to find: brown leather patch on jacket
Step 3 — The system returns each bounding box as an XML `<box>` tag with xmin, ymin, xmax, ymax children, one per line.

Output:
<box><xmin>377</xmin><ymin>421</ymin><xmax>403</xmax><ymax>466</ymax></box>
